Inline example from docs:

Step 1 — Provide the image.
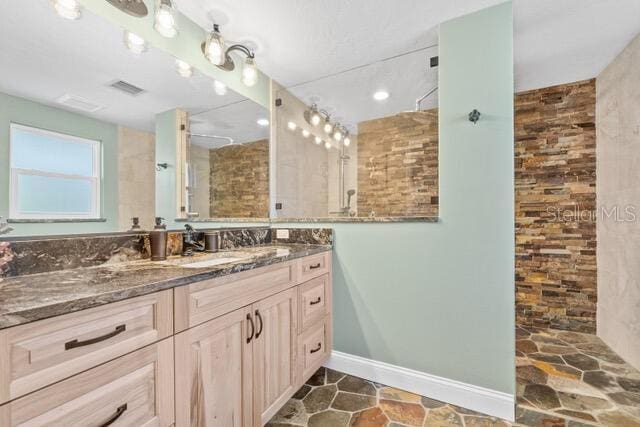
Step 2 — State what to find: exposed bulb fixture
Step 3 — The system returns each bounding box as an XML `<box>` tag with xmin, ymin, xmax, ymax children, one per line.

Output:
<box><xmin>333</xmin><ymin>126</ymin><xmax>343</xmax><ymax>142</ymax></box>
<box><xmin>324</xmin><ymin>141</ymin><xmax>332</xmax><ymax>150</ymax></box>
<box><xmin>241</xmin><ymin>57</ymin><xmax>258</xmax><ymax>87</ymax></box>
<box><xmin>373</xmin><ymin>90</ymin><xmax>390</xmax><ymax>101</ymax></box>
<box><xmin>257</xmin><ymin>118</ymin><xmax>269</xmax><ymax>127</ymax></box>
<box><xmin>51</xmin><ymin>0</ymin><xmax>81</xmax><ymax>19</ymax></box>
<box><xmin>201</xmin><ymin>25</ymin><xmax>259</xmax><ymax>88</ymax></box>
<box><xmin>323</xmin><ymin>120</ymin><xmax>333</xmax><ymax>134</ymax></box>
<box><xmin>204</xmin><ymin>24</ymin><xmax>225</xmax><ymax>66</ymax></box>
<box><xmin>213</xmin><ymin>80</ymin><xmax>227</xmax><ymax>96</ymax></box>
<box><xmin>302</xmin><ymin>129</ymin><xmax>310</xmax><ymax>138</ymax></box>
<box><xmin>124</xmin><ymin>31</ymin><xmax>147</xmax><ymax>54</ymax></box>
<box><xmin>311</xmin><ymin>112</ymin><xmax>321</xmax><ymax>126</ymax></box>
<box><xmin>287</xmin><ymin>121</ymin><xmax>297</xmax><ymax>131</ymax></box>
<box><xmin>315</xmin><ymin>136</ymin><xmax>322</xmax><ymax>145</ymax></box>
<box><xmin>154</xmin><ymin>0</ymin><xmax>178</xmax><ymax>38</ymax></box>
<box><xmin>343</xmin><ymin>135</ymin><xmax>351</xmax><ymax>147</ymax></box>
<box><xmin>175</xmin><ymin>59</ymin><xmax>193</xmax><ymax>77</ymax></box>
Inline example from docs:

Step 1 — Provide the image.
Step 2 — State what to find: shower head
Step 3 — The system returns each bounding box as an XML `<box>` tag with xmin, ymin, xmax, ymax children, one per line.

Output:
<box><xmin>347</xmin><ymin>189</ymin><xmax>356</xmax><ymax>196</ymax></box>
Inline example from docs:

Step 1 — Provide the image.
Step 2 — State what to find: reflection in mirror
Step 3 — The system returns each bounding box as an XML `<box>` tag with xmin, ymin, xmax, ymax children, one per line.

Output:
<box><xmin>274</xmin><ymin>46</ymin><xmax>439</xmax><ymax>220</ymax></box>
<box><xmin>0</xmin><ymin>1</ymin><xmax>233</xmax><ymax>236</ymax></box>
<box><xmin>182</xmin><ymin>99</ymin><xmax>270</xmax><ymax>220</ymax></box>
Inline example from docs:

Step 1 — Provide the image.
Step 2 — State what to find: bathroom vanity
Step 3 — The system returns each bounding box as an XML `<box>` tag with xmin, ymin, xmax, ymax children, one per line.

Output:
<box><xmin>0</xmin><ymin>244</ymin><xmax>332</xmax><ymax>427</ymax></box>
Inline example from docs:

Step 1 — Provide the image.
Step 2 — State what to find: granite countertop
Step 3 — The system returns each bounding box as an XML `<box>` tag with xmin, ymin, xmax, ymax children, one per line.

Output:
<box><xmin>0</xmin><ymin>244</ymin><xmax>331</xmax><ymax>330</ymax></box>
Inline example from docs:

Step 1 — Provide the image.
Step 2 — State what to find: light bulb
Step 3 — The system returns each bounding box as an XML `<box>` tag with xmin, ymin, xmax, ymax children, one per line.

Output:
<box><xmin>213</xmin><ymin>80</ymin><xmax>227</xmax><ymax>96</ymax></box>
<box><xmin>311</xmin><ymin>112</ymin><xmax>321</xmax><ymax>126</ymax></box>
<box><xmin>154</xmin><ymin>1</ymin><xmax>178</xmax><ymax>38</ymax></box>
<box><xmin>373</xmin><ymin>90</ymin><xmax>390</xmax><ymax>101</ymax></box>
<box><xmin>324</xmin><ymin>141</ymin><xmax>332</xmax><ymax>150</ymax></box>
<box><xmin>124</xmin><ymin>31</ymin><xmax>147</xmax><ymax>54</ymax></box>
<box><xmin>175</xmin><ymin>59</ymin><xmax>192</xmax><ymax>77</ymax></box>
<box><xmin>287</xmin><ymin>121</ymin><xmax>297</xmax><ymax>131</ymax></box>
<box><xmin>315</xmin><ymin>136</ymin><xmax>322</xmax><ymax>145</ymax></box>
<box><xmin>204</xmin><ymin>26</ymin><xmax>225</xmax><ymax>65</ymax></box>
<box><xmin>323</xmin><ymin>121</ymin><xmax>333</xmax><ymax>134</ymax></box>
<box><xmin>51</xmin><ymin>0</ymin><xmax>81</xmax><ymax>19</ymax></box>
<box><xmin>257</xmin><ymin>118</ymin><xmax>269</xmax><ymax>127</ymax></box>
<box><xmin>333</xmin><ymin>128</ymin><xmax>343</xmax><ymax>141</ymax></box>
<box><xmin>242</xmin><ymin>57</ymin><xmax>258</xmax><ymax>87</ymax></box>
<box><xmin>302</xmin><ymin>129</ymin><xmax>310</xmax><ymax>138</ymax></box>
<box><xmin>343</xmin><ymin>136</ymin><xmax>351</xmax><ymax>147</ymax></box>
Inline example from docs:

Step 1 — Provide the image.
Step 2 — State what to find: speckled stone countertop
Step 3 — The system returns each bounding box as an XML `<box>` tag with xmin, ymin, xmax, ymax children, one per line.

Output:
<box><xmin>0</xmin><ymin>244</ymin><xmax>331</xmax><ymax>330</ymax></box>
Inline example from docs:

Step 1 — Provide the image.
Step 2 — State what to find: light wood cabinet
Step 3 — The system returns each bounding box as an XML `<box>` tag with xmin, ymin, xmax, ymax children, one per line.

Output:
<box><xmin>252</xmin><ymin>288</ymin><xmax>298</xmax><ymax>426</ymax></box>
<box><xmin>175</xmin><ymin>306</ymin><xmax>254</xmax><ymax>427</ymax></box>
<box><xmin>0</xmin><ymin>252</ymin><xmax>332</xmax><ymax>427</ymax></box>
<box><xmin>0</xmin><ymin>290</ymin><xmax>173</xmax><ymax>404</ymax></box>
<box><xmin>0</xmin><ymin>338</ymin><xmax>174</xmax><ymax>427</ymax></box>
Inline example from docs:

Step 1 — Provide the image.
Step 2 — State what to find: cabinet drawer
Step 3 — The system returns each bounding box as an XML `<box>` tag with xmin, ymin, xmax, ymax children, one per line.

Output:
<box><xmin>297</xmin><ymin>252</ymin><xmax>330</xmax><ymax>284</ymax></box>
<box><xmin>174</xmin><ymin>261</ymin><xmax>296</xmax><ymax>332</ymax></box>
<box><xmin>0</xmin><ymin>290</ymin><xmax>173</xmax><ymax>404</ymax></box>
<box><xmin>0</xmin><ymin>339</ymin><xmax>174</xmax><ymax>427</ymax></box>
<box><xmin>298</xmin><ymin>274</ymin><xmax>331</xmax><ymax>333</ymax></box>
<box><xmin>297</xmin><ymin>315</ymin><xmax>332</xmax><ymax>385</ymax></box>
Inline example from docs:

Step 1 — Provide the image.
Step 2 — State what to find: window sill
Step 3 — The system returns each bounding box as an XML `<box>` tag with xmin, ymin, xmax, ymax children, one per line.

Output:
<box><xmin>7</xmin><ymin>218</ymin><xmax>107</xmax><ymax>224</ymax></box>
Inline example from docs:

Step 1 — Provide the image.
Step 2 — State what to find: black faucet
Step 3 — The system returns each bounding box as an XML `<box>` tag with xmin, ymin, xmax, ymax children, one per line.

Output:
<box><xmin>182</xmin><ymin>224</ymin><xmax>205</xmax><ymax>256</ymax></box>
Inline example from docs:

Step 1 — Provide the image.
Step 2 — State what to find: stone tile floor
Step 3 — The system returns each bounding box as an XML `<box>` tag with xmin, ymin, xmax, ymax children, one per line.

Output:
<box><xmin>516</xmin><ymin>326</ymin><xmax>640</xmax><ymax>426</ymax></box>
<box><xmin>268</xmin><ymin>327</ymin><xmax>640</xmax><ymax>426</ymax></box>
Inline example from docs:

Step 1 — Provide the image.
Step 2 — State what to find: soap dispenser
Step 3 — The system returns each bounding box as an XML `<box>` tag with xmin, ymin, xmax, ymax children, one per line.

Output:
<box><xmin>150</xmin><ymin>217</ymin><xmax>168</xmax><ymax>261</ymax></box>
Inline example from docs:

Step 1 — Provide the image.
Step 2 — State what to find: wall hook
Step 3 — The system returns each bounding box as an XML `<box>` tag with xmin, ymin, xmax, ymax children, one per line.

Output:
<box><xmin>468</xmin><ymin>109</ymin><xmax>481</xmax><ymax>124</ymax></box>
<box><xmin>156</xmin><ymin>163</ymin><xmax>169</xmax><ymax>171</ymax></box>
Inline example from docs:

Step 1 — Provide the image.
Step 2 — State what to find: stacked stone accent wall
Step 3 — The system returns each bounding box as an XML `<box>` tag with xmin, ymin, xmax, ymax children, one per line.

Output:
<box><xmin>515</xmin><ymin>79</ymin><xmax>597</xmax><ymax>333</ymax></box>
<box><xmin>356</xmin><ymin>110</ymin><xmax>439</xmax><ymax>217</ymax></box>
<box><xmin>209</xmin><ymin>139</ymin><xmax>269</xmax><ymax>218</ymax></box>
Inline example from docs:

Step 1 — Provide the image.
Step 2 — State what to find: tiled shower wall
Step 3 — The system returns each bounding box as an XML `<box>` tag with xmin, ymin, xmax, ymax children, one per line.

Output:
<box><xmin>356</xmin><ymin>110</ymin><xmax>439</xmax><ymax>217</ymax></box>
<box><xmin>515</xmin><ymin>79</ymin><xmax>597</xmax><ymax>333</ymax></box>
<box><xmin>209</xmin><ymin>139</ymin><xmax>270</xmax><ymax>218</ymax></box>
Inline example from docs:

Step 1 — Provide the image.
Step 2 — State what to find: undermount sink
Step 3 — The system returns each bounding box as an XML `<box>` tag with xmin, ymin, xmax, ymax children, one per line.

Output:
<box><xmin>158</xmin><ymin>253</ymin><xmax>252</xmax><ymax>269</ymax></box>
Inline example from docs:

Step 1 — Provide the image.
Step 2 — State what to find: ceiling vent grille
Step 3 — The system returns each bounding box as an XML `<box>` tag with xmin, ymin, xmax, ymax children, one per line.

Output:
<box><xmin>55</xmin><ymin>94</ymin><xmax>103</xmax><ymax>112</ymax></box>
<box><xmin>109</xmin><ymin>80</ymin><xmax>145</xmax><ymax>96</ymax></box>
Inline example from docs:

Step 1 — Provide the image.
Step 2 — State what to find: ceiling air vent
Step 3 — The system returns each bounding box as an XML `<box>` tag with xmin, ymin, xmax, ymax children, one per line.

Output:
<box><xmin>55</xmin><ymin>94</ymin><xmax>103</xmax><ymax>112</ymax></box>
<box><xmin>109</xmin><ymin>80</ymin><xmax>145</xmax><ymax>96</ymax></box>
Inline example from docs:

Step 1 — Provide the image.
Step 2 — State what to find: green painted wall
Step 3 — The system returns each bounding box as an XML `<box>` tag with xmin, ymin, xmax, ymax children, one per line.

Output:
<box><xmin>276</xmin><ymin>2</ymin><xmax>515</xmax><ymax>395</ymax></box>
<box><xmin>0</xmin><ymin>92</ymin><xmax>119</xmax><ymax>236</ymax></box>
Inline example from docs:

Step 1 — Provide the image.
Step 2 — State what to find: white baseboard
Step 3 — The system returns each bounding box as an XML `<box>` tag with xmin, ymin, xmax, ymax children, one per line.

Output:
<box><xmin>324</xmin><ymin>351</ymin><xmax>515</xmax><ymax>422</ymax></box>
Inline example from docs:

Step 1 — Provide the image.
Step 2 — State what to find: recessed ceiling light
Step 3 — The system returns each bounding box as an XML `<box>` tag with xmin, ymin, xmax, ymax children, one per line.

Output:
<box><xmin>373</xmin><ymin>90</ymin><xmax>390</xmax><ymax>101</ymax></box>
<box><xmin>287</xmin><ymin>121</ymin><xmax>297</xmax><ymax>131</ymax></box>
<box><xmin>302</xmin><ymin>129</ymin><xmax>310</xmax><ymax>138</ymax></box>
<box><xmin>213</xmin><ymin>80</ymin><xmax>227</xmax><ymax>96</ymax></box>
<box><xmin>52</xmin><ymin>0</ymin><xmax>81</xmax><ymax>19</ymax></box>
<box><xmin>257</xmin><ymin>118</ymin><xmax>269</xmax><ymax>127</ymax></box>
<box><xmin>124</xmin><ymin>31</ymin><xmax>147</xmax><ymax>54</ymax></box>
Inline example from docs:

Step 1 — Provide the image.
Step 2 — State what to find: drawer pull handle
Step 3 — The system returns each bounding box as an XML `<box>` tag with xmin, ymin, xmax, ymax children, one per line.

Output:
<box><xmin>310</xmin><ymin>297</ymin><xmax>322</xmax><ymax>305</ymax></box>
<box><xmin>247</xmin><ymin>313</ymin><xmax>255</xmax><ymax>343</ymax></box>
<box><xmin>65</xmin><ymin>324</ymin><xmax>126</xmax><ymax>350</ymax></box>
<box><xmin>100</xmin><ymin>403</ymin><xmax>127</xmax><ymax>427</ymax></box>
<box><xmin>309</xmin><ymin>263</ymin><xmax>322</xmax><ymax>270</ymax></box>
<box><xmin>255</xmin><ymin>309</ymin><xmax>264</xmax><ymax>339</ymax></box>
<box><xmin>310</xmin><ymin>342</ymin><xmax>322</xmax><ymax>354</ymax></box>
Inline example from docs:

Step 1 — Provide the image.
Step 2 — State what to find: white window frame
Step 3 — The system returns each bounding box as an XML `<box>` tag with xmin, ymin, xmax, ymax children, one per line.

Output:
<box><xmin>9</xmin><ymin>123</ymin><xmax>101</xmax><ymax>220</ymax></box>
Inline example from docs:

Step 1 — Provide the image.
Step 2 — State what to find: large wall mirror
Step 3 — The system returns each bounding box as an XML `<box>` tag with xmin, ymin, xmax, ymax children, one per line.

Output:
<box><xmin>272</xmin><ymin>46</ymin><xmax>439</xmax><ymax>221</ymax></box>
<box><xmin>0</xmin><ymin>0</ymin><xmax>268</xmax><ymax>236</ymax></box>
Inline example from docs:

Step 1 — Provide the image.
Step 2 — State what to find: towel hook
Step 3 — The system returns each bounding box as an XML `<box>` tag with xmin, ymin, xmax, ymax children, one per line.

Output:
<box><xmin>468</xmin><ymin>109</ymin><xmax>481</xmax><ymax>124</ymax></box>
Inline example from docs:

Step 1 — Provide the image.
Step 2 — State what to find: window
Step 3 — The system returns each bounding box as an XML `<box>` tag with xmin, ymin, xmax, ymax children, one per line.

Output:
<box><xmin>9</xmin><ymin>123</ymin><xmax>101</xmax><ymax>219</ymax></box>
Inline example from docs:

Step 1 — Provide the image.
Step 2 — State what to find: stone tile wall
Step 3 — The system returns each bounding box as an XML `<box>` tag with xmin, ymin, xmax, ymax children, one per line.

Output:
<box><xmin>356</xmin><ymin>110</ymin><xmax>439</xmax><ymax>217</ymax></box>
<box><xmin>515</xmin><ymin>79</ymin><xmax>597</xmax><ymax>333</ymax></box>
<box><xmin>209</xmin><ymin>139</ymin><xmax>269</xmax><ymax>218</ymax></box>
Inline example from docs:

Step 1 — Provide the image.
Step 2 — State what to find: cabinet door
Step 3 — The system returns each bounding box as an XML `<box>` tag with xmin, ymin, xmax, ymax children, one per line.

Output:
<box><xmin>252</xmin><ymin>288</ymin><xmax>298</xmax><ymax>426</ymax></box>
<box><xmin>175</xmin><ymin>306</ymin><xmax>253</xmax><ymax>427</ymax></box>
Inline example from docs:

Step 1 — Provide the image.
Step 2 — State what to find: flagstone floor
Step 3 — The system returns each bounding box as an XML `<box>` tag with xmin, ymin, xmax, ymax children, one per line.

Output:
<box><xmin>267</xmin><ymin>328</ymin><xmax>640</xmax><ymax>426</ymax></box>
